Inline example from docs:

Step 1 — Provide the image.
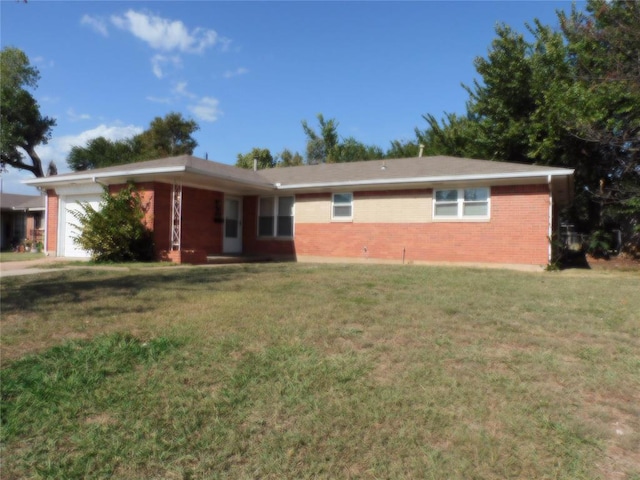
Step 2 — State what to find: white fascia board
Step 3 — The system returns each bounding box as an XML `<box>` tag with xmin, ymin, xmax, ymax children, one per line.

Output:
<box><xmin>275</xmin><ymin>169</ymin><xmax>575</xmax><ymax>190</ymax></box>
<box><xmin>25</xmin><ymin>165</ymin><xmax>275</xmax><ymax>191</ymax></box>
<box><xmin>24</xmin><ymin>166</ymin><xmax>188</xmax><ymax>187</ymax></box>
<box><xmin>12</xmin><ymin>207</ymin><xmax>45</xmax><ymax>212</ymax></box>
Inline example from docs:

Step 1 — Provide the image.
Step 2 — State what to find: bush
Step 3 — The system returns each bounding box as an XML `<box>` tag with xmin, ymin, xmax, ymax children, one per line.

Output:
<box><xmin>587</xmin><ymin>229</ymin><xmax>612</xmax><ymax>259</ymax></box>
<box><xmin>71</xmin><ymin>183</ymin><xmax>154</xmax><ymax>262</ymax></box>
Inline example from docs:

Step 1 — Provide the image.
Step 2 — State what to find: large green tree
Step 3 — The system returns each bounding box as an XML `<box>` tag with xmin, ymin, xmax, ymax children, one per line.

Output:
<box><xmin>417</xmin><ymin>113</ymin><xmax>482</xmax><ymax>158</ymax></box>
<box><xmin>276</xmin><ymin>149</ymin><xmax>304</xmax><ymax>167</ymax></box>
<box><xmin>302</xmin><ymin>114</ymin><xmax>388</xmax><ymax>163</ymax></box>
<box><xmin>418</xmin><ymin>0</ymin><xmax>639</xmax><ymax>248</ymax></box>
<box><xmin>67</xmin><ymin>112</ymin><xmax>199</xmax><ymax>171</ymax></box>
<box><xmin>332</xmin><ymin>137</ymin><xmax>384</xmax><ymax>163</ymax></box>
<box><xmin>0</xmin><ymin>47</ymin><xmax>56</xmax><ymax>178</ymax></box>
<box><xmin>386</xmin><ymin>139</ymin><xmax>420</xmax><ymax>159</ymax></box>
<box><xmin>558</xmin><ymin>0</ymin><xmax>640</xmax><ymax>238</ymax></box>
<box><xmin>301</xmin><ymin>114</ymin><xmax>339</xmax><ymax>164</ymax></box>
<box><xmin>235</xmin><ymin>147</ymin><xmax>275</xmax><ymax>170</ymax></box>
<box><xmin>136</xmin><ymin>112</ymin><xmax>199</xmax><ymax>159</ymax></box>
<box><xmin>67</xmin><ymin>137</ymin><xmax>139</xmax><ymax>172</ymax></box>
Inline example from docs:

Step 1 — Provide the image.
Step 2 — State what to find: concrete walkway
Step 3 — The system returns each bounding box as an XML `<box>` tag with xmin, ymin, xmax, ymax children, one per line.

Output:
<box><xmin>0</xmin><ymin>257</ymin><xmax>234</xmax><ymax>278</ymax></box>
<box><xmin>0</xmin><ymin>257</ymin><xmax>92</xmax><ymax>277</ymax></box>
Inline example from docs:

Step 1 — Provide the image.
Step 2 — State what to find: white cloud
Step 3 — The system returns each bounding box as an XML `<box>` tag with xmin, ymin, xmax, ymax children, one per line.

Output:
<box><xmin>32</xmin><ymin>56</ymin><xmax>55</xmax><ymax>69</ymax></box>
<box><xmin>146</xmin><ymin>96</ymin><xmax>172</xmax><ymax>104</ymax></box>
<box><xmin>223</xmin><ymin>67</ymin><xmax>249</xmax><ymax>79</ymax></box>
<box><xmin>151</xmin><ymin>54</ymin><xmax>182</xmax><ymax>79</ymax></box>
<box><xmin>3</xmin><ymin>124</ymin><xmax>142</xmax><ymax>194</ymax></box>
<box><xmin>40</xmin><ymin>96</ymin><xmax>60</xmax><ymax>104</ymax></box>
<box><xmin>111</xmin><ymin>10</ymin><xmax>226</xmax><ymax>54</ymax></box>
<box><xmin>81</xmin><ymin>14</ymin><xmax>109</xmax><ymax>37</ymax></box>
<box><xmin>188</xmin><ymin>97</ymin><xmax>221</xmax><ymax>122</ymax></box>
<box><xmin>173</xmin><ymin>81</ymin><xmax>197</xmax><ymax>99</ymax></box>
<box><xmin>35</xmin><ymin>123</ymin><xmax>143</xmax><ymax>168</ymax></box>
<box><xmin>67</xmin><ymin>108</ymin><xmax>92</xmax><ymax>122</ymax></box>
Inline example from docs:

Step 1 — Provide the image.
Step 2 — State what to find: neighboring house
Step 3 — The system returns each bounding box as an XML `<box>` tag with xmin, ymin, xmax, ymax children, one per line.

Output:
<box><xmin>0</xmin><ymin>193</ymin><xmax>46</xmax><ymax>251</ymax></box>
<box><xmin>25</xmin><ymin>155</ymin><xmax>574</xmax><ymax>267</ymax></box>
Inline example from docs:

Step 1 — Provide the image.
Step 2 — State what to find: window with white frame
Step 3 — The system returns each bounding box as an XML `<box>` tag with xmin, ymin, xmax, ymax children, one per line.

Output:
<box><xmin>434</xmin><ymin>187</ymin><xmax>490</xmax><ymax>219</ymax></box>
<box><xmin>258</xmin><ymin>196</ymin><xmax>294</xmax><ymax>237</ymax></box>
<box><xmin>332</xmin><ymin>192</ymin><xmax>353</xmax><ymax>220</ymax></box>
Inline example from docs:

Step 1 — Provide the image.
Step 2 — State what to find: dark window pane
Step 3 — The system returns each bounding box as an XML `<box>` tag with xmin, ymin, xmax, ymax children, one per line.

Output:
<box><xmin>277</xmin><ymin>216</ymin><xmax>293</xmax><ymax>237</ymax></box>
<box><xmin>436</xmin><ymin>189</ymin><xmax>458</xmax><ymax>202</ymax></box>
<box><xmin>278</xmin><ymin>196</ymin><xmax>294</xmax><ymax>216</ymax></box>
<box><xmin>333</xmin><ymin>193</ymin><xmax>352</xmax><ymax>204</ymax></box>
<box><xmin>464</xmin><ymin>188</ymin><xmax>488</xmax><ymax>201</ymax></box>
<box><xmin>225</xmin><ymin>219</ymin><xmax>238</xmax><ymax>238</ymax></box>
<box><xmin>258</xmin><ymin>216</ymin><xmax>274</xmax><ymax>236</ymax></box>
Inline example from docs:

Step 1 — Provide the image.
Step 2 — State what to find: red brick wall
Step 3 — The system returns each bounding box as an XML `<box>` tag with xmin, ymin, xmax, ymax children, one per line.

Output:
<box><xmin>151</xmin><ymin>182</ymin><xmax>172</xmax><ymax>255</ymax></box>
<box><xmin>293</xmin><ymin>184</ymin><xmax>550</xmax><ymax>266</ymax></box>
<box><xmin>242</xmin><ymin>196</ymin><xmax>296</xmax><ymax>256</ymax></box>
<box><xmin>144</xmin><ymin>183</ymin><xmax>224</xmax><ymax>261</ymax></box>
<box><xmin>108</xmin><ymin>183</ymin><xmax>224</xmax><ymax>261</ymax></box>
<box><xmin>48</xmin><ymin>181</ymin><xmax>550</xmax><ymax>265</ymax></box>
<box><xmin>164</xmin><ymin>249</ymin><xmax>208</xmax><ymax>264</ymax></box>
<box><xmin>46</xmin><ymin>190</ymin><xmax>59</xmax><ymax>254</ymax></box>
<box><xmin>108</xmin><ymin>182</ymin><xmax>155</xmax><ymax>228</ymax></box>
<box><xmin>179</xmin><ymin>186</ymin><xmax>224</xmax><ymax>254</ymax></box>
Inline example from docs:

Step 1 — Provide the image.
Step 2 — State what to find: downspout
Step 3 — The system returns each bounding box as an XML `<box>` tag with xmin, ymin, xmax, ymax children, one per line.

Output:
<box><xmin>44</xmin><ymin>190</ymin><xmax>49</xmax><ymax>256</ymax></box>
<box><xmin>548</xmin><ymin>175</ymin><xmax>553</xmax><ymax>265</ymax></box>
<box><xmin>92</xmin><ymin>176</ymin><xmax>108</xmax><ymax>188</ymax></box>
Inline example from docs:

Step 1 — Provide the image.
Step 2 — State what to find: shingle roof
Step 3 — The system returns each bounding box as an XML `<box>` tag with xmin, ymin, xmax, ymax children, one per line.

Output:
<box><xmin>25</xmin><ymin>154</ymin><xmax>573</xmax><ymax>191</ymax></box>
<box><xmin>35</xmin><ymin>155</ymin><xmax>271</xmax><ymax>187</ymax></box>
<box><xmin>257</xmin><ymin>156</ymin><xmax>573</xmax><ymax>187</ymax></box>
<box><xmin>0</xmin><ymin>193</ymin><xmax>45</xmax><ymax>211</ymax></box>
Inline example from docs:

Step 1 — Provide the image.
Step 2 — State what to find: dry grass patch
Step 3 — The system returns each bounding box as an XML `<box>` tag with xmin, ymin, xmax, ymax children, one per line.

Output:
<box><xmin>1</xmin><ymin>263</ymin><xmax>639</xmax><ymax>479</ymax></box>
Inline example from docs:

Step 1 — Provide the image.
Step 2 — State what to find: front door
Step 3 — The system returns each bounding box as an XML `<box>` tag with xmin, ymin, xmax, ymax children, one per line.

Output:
<box><xmin>223</xmin><ymin>197</ymin><xmax>242</xmax><ymax>253</ymax></box>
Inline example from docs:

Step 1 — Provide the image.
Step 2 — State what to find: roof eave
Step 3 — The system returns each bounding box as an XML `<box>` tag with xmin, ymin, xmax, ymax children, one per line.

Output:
<box><xmin>23</xmin><ymin>166</ymin><xmax>189</xmax><ymax>187</ymax></box>
<box><xmin>24</xmin><ymin>165</ymin><xmax>574</xmax><ymax>192</ymax></box>
<box><xmin>24</xmin><ymin>165</ymin><xmax>274</xmax><ymax>191</ymax></box>
<box><xmin>275</xmin><ymin>169</ymin><xmax>575</xmax><ymax>191</ymax></box>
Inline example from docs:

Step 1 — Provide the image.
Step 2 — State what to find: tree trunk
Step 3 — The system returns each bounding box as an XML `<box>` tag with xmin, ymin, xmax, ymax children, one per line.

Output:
<box><xmin>23</xmin><ymin>145</ymin><xmax>44</xmax><ymax>177</ymax></box>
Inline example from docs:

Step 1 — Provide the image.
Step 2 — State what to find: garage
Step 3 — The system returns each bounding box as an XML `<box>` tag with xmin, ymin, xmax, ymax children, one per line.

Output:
<box><xmin>59</xmin><ymin>193</ymin><xmax>102</xmax><ymax>258</ymax></box>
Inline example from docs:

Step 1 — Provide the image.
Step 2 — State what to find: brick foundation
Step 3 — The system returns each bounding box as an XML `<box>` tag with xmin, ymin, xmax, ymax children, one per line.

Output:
<box><xmin>161</xmin><ymin>249</ymin><xmax>208</xmax><ymax>265</ymax></box>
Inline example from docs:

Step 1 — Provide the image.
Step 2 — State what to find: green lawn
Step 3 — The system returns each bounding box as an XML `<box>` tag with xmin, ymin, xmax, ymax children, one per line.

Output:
<box><xmin>1</xmin><ymin>264</ymin><xmax>639</xmax><ymax>479</ymax></box>
<box><xmin>0</xmin><ymin>251</ymin><xmax>45</xmax><ymax>263</ymax></box>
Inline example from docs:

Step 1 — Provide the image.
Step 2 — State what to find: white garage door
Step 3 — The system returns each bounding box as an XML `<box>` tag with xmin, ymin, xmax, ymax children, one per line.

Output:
<box><xmin>60</xmin><ymin>194</ymin><xmax>102</xmax><ymax>258</ymax></box>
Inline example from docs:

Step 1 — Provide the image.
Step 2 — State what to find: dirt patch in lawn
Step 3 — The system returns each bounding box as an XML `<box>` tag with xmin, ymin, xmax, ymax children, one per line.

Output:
<box><xmin>586</xmin><ymin>253</ymin><xmax>640</xmax><ymax>272</ymax></box>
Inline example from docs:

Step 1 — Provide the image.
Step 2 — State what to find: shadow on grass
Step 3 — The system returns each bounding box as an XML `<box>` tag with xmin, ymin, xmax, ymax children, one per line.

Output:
<box><xmin>558</xmin><ymin>251</ymin><xmax>592</xmax><ymax>270</ymax></box>
<box><xmin>0</xmin><ymin>266</ymin><xmax>261</xmax><ymax>315</ymax></box>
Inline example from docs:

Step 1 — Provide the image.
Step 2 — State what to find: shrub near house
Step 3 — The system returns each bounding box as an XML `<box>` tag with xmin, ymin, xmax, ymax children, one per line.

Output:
<box><xmin>71</xmin><ymin>184</ymin><xmax>154</xmax><ymax>262</ymax></box>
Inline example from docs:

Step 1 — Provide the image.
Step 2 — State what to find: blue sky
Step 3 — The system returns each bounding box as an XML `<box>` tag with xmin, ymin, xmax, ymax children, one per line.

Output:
<box><xmin>1</xmin><ymin>0</ymin><xmax>582</xmax><ymax>195</ymax></box>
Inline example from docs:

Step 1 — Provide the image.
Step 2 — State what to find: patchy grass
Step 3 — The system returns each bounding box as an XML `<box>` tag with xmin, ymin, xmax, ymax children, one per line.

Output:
<box><xmin>32</xmin><ymin>260</ymin><xmax>182</xmax><ymax>270</ymax></box>
<box><xmin>1</xmin><ymin>264</ymin><xmax>639</xmax><ymax>479</ymax></box>
<box><xmin>0</xmin><ymin>251</ymin><xmax>45</xmax><ymax>263</ymax></box>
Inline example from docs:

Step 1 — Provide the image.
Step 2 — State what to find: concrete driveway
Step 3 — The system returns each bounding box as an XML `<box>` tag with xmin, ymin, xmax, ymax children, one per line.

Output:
<box><xmin>0</xmin><ymin>257</ymin><xmax>87</xmax><ymax>277</ymax></box>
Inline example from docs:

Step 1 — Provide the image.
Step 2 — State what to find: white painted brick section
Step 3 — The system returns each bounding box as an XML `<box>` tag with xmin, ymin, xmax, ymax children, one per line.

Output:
<box><xmin>354</xmin><ymin>193</ymin><xmax>432</xmax><ymax>223</ymax></box>
<box><xmin>296</xmin><ymin>192</ymin><xmax>433</xmax><ymax>224</ymax></box>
